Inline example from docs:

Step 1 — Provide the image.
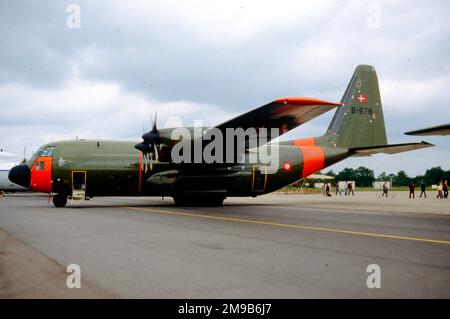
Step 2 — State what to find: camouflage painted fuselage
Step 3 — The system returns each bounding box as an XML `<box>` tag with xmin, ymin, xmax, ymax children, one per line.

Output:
<box><xmin>26</xmin><ymin>136</ymin><xmax>350</xmax><ymax>198</ymax></box>
<box><xmin>14</xmin><ymin>65</ymin><xmax>417</xmax><ymax>201</ymax></box>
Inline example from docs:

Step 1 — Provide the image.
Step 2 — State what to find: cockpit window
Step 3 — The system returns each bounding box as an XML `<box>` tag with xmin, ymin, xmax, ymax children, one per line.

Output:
<box><xmin>35</xmin><ymin>161</ymin><xmax>45</xmax><ymax>170</ymax></box>
<box><xmin>36</xmin><ymin>146</ymin><xmax>55</xmax><ymax>157</ymax></box>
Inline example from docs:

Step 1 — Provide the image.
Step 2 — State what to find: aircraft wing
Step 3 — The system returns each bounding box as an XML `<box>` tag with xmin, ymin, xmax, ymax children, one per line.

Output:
<box><xmin>350</xmin><ymin>141</ymin><xmax>434</xmax><ymax>156</ymax></box>
<box><xmin>214</xmin><ymin>97</ymin><xmax>342</xmax><ymax>141</ymax></box>
<box><xmin>0</xmin><ymin>151</ymin><xmax>15</xmax><ymax>159</ymax></box>
<box><xmin>404</xmin><ymin>123</ymin><xmax>450</xmax><ymax>136</ymax></box>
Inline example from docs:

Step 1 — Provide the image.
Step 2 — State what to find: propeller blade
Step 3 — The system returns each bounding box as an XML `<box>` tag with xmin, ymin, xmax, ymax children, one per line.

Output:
<box><xmin>152</xmin><ymin>110</ymin><xmax>158</xmax><ymax>132</ymax></box>
<box><xmin>135</xmin><ymin>108</ymin><xmax>161</xmax><ymax>165</ymax></box>
<box><xmin>153</xmin><ymin>143</ymin><xmax>159</xmax><ymax>162</ymax></box>
<box><xmin>144</xmin><ymin>154</ymin><xmax>148</xmax><ymax>173</ymax></box>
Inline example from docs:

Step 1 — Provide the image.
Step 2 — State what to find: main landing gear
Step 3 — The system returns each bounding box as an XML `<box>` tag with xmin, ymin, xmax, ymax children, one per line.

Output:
<box><xmin>53</xmin><ymin>193</ymin><xmax>67</xmax><ymax>208</ymax></box>
<box><xmin>173</xmin><ymin>193</ymin><xmax>225</xmax><ymax>207</ymax></box>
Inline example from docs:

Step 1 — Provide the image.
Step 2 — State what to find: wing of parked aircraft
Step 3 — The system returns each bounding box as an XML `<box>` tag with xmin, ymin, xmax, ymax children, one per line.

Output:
<box><xmin>135</xmin><ymin>97</ymin><xmax>342</xmax><ymax>163</ymax></box>
<box><xmin>0</xmin><ymin>150</ymin><xmax>15</xmax><ymax>159</ymax></box>
<box><xmin>404</xmin><ymin>123</ymin><xmax>450</xmax><ymax>136</ymax></box>
<box><xmin>214</xmin><ymin>97</ymin><xmax>343</xmax><ymax>141</ymax></box>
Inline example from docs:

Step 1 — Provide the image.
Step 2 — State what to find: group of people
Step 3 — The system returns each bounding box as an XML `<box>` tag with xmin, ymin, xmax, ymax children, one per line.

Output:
<box><xmin>436</xmin><ymin>180</ymin><xmax>448</xmax><ymax>199</ymax></box>
<box><xmin>323</xmin><ymin>181</ymin><xmax>354</xmax><ymax>197</ymax></box>
<box><xmin>323</xmin><ymin>180</ymin><xmax>449</xmax><ymax>199</ymax></box>
<box><xmin>408</xmin><ymin>180</ymin><xmax>448</xmax><ymax>199</ymax></box>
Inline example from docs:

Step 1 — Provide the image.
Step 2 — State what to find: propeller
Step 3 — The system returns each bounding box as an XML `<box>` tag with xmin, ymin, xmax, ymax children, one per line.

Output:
<box><xmin>135</xmin><ymin>112</ymin><xmax>161</xmax><ymax>172</ymax></box>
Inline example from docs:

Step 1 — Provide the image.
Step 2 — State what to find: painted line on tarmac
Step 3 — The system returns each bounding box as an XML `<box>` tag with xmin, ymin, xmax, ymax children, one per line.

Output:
<box><xmin>123</xmin><ymin>206</ymin><xmax>450</xmax><ymax>246</ymax></box>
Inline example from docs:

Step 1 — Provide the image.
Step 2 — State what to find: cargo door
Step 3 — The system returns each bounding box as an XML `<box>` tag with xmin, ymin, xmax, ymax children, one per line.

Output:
<box><xmin>71</xmin><ymin>171</ymin><xmax>86</xmax><ymax>203</ymax></box>
<box><xmin>252</xmin><ymin>165</ymin><xmax>267</xmax><ymax>192</ymax></box>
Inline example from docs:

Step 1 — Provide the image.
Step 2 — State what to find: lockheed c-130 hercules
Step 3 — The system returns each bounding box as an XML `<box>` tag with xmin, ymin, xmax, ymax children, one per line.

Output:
<box><xmin>9</xmin><ymin>65</ymin><xmax>432</xmax><ymax>207</ymax></box>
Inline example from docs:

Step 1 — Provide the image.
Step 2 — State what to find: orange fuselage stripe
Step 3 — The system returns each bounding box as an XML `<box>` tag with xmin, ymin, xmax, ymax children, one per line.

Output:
<box><xmin>293</xmin><ymin>138</ymin><xmax>316</xmax><ymax>147</ymax></box>
<box><xmin>299</xmin><ymin>146</ymin><xmax>325</xmax><ymax>178</ymax></box>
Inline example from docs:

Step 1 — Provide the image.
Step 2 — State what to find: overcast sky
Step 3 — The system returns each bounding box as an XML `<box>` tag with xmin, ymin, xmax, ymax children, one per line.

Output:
<box><xmin>0</xmin><ymin>0</ymin><xmax>449</xmax><ymax>175</ymax></box>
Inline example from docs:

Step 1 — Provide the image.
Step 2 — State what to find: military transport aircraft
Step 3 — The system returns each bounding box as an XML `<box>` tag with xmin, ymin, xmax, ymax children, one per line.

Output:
<box><xmin>1</xmin><ymin>150</ymin><xmax>22</xmax><ymax>192</ymax></box>
<box><xmin>0</xmin><ymin>150</ymin><xmax>28</xmax><ymax>192</ymax></box>
<box><xmin>9</xmin><ymin>65</ymin><xmax>433</xmax><ymax>207</ymax></box>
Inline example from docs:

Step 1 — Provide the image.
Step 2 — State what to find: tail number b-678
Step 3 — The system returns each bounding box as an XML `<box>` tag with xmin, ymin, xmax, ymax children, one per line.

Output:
<box><xmin>222</xmin><ymin>303</ymin><xmax>271</xmax><ymax>316</ymax></box>
<box><xmin>351</xmin><ymin>106</ymin><xmax>373</xmax><ymax>115</ymax></box>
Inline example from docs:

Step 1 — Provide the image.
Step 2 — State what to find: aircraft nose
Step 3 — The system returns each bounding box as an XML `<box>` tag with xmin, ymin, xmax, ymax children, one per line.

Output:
<box><xmin>8</xmin><ymin>164</ymin><xmax>30</xmax><ymax>188</ymax></box>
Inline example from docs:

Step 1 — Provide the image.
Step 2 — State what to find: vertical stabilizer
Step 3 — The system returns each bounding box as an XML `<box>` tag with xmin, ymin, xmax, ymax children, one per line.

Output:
<box><xmin>326</xmin><ymin>65</ymin><xmax>387</xmax><ymax>148</ymax></box>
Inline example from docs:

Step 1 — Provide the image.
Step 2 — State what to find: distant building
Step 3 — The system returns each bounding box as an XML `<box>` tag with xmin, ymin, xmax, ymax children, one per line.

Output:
<box><xmin>373</xmin><ymin>181</ymin><xmax>391</xmax><ymax>190</ymax></box>
<box><xmin>338</xmin><ymin>181</ymin><xmax>355</xmax><ymax>190</ymax></box>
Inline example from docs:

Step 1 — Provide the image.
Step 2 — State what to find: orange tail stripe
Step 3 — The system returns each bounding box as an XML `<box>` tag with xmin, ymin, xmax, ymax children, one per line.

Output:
<box><xmin>293</xmin><ymin>138</ymin><xmax>316</xmax><ymax>147</ymax></box>
<box><xmin>300</xmin><ymin>146</ymin><xmax>325</xmax><ymax>178</ymax></box>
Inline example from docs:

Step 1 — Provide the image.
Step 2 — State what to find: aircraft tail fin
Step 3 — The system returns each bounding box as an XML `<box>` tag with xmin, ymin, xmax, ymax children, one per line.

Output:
<box><xmin>326</xmin><ymin>65</ymin><xmax>388</xmax><ymax>148</ymax></box>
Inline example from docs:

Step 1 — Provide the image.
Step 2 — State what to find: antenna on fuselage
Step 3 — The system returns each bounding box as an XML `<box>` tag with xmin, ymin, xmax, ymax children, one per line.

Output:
<box><xmin>19</xmin><ymin>147</ymin><xmax>27</xmax><ymax>164</ymax></box>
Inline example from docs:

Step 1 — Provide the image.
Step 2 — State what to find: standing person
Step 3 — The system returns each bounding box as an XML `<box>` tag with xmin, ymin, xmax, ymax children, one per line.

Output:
<box><xmin>344</xmin><ymin>181</ymin><xmax>348</xmax><ymax>196</ymax></box>
<box><xmin>444</xmin><ymin>180</ymin><xmax>448</xmax><ymax>199</ymax></box>
<box><xmin>409</xmin><ymin>182</ymin><xmax>416</xmax><ymax>199</ymax></box>
<box><xmin>325</xmin><ymin>183</ymin><xmax>331</xmax><ymax>197</ymax></box>
<box><xmin>437</xmin><ymin>182</ymin><xmax>443</xmax><ymax>199</ymax></box>
<box><xmin>335</xmin><ymin>181</ymin><xmax>342</xmax><ymax>196</ymax></box>
<box><xmin>419</xmin><ymin>181</ymin><xmax>427</xmax><ymax>198</ymax></box>
<box><xmin>382</xmin><ymin>182</ymin><xmax>388</xmax><ymax>198</ymax></box>
<box><xmin>347</xmin><ymin>182</ymin><xmax>354</xmax><ymax>196</ymax></box>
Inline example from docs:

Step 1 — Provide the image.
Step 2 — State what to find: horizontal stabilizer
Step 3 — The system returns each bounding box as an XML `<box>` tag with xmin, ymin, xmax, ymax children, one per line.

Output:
<box><xmin>350</xmin><ymin>141</ymin><xmax>433</xmax><ymax>156</ymax></box>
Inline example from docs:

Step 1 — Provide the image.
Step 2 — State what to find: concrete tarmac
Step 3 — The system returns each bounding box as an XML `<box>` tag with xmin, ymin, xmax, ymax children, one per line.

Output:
<box><xmin>0</xmin><ymin>192</ymin><xmax>449</xmax><ymax>298</ymax></box>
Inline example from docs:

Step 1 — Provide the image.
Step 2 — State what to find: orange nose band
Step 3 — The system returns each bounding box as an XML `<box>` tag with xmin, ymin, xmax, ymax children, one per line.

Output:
<box><xmin>30</xmin><ymin>156</ymin><xmax>52</xmax><ymax>193</ymax></box>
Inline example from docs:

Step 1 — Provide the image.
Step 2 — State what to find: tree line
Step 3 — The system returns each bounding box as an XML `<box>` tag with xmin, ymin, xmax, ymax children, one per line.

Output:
<box><xmin>321</xmin><ymin>166</ymin><xmax>450</xmax><ymax>187</ymax></box>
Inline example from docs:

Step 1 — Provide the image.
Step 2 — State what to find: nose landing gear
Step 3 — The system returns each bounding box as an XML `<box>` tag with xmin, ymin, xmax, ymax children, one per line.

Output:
<box><xmin>53</xmin><ymin>194</ymin><xmax>67</xmax><ymax>208</ymax></box>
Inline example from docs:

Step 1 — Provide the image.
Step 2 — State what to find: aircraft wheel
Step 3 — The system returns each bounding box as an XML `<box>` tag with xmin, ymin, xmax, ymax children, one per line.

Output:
<box><xmin>205</xmin><ymin>197</ymin><xmax>224</xmax><ymax>207</ymax></box>
<box><xmin>173</xmin><ymin>194</ymin><xmax>224</xmax><ymax>207</ymax></box>
<box><xmin>53</xmin><ymin>194</ymin><xmax>67</xmax><ymax>208</ymax></box>
<box><xmin>173</xmin><ymin>195</ymin><xmax>185</xmax><ymax>207</ymax></box>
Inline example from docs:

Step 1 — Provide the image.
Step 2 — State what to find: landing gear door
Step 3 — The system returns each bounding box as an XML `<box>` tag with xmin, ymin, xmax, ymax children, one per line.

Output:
<box><xmin>71</xmin><ymin>171</ymin><xmax>86</xmax><ymax>204</ymax></box>
<box><xmin>252</xmin><ymin>165</ymin><xmax>268</xmax><ymax>192</ymax></box>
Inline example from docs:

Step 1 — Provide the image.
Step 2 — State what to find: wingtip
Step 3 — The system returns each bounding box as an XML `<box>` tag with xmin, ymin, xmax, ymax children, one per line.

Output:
<box><xmin>274</xmin><ymin>97</ymin><xmax>342</xmax><ymax>106</ymax></box>
<box><xmin>421</xmin><ymin>141</ymin><xmax>435</xmax><ymax>147</ymax></box>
